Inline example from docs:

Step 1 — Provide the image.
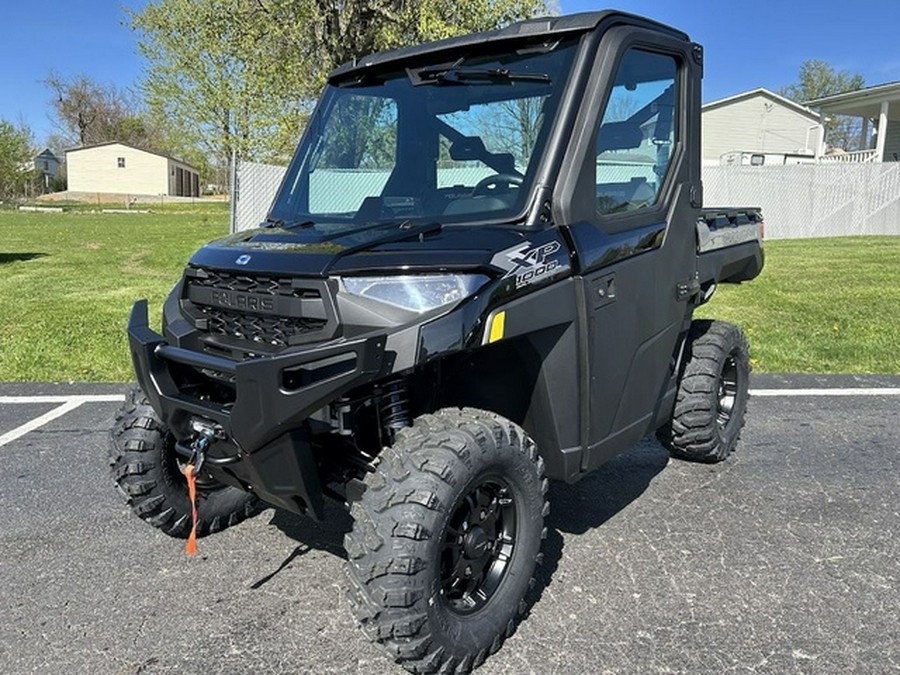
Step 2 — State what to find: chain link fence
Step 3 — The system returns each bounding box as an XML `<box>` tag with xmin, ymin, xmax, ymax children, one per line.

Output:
<box><xmin>231</xmin><ymin>157</ymin><xmax>900</xmax><ymax>240</ymax></box>
<box><xmin>231</xmin><ymin>159</ymin><xmax>287</xmax><ymax>232</ymax></box>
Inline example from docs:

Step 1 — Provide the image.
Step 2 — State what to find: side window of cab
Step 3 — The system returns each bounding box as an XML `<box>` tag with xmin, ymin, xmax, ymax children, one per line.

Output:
<box><xmin>595</xmin><ymin>49</ymin><xmax>678</xmax><ymax>216</ymax></box>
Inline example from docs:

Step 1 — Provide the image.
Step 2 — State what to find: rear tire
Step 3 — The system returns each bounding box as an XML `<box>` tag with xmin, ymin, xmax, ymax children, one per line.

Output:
<box><xmin>657</xmin><ymin>320</ymin><xmax>750</xmax><ymax>462</ymax></box>
<box><xmin>108</xmin><ymin>387</ymin><xmax>262</xmax><ymax>538</ymax></box>
<box><xmin>345</xmin><ymin>408</ymin><xmax>548</xmax><ymax>673</ymax></box>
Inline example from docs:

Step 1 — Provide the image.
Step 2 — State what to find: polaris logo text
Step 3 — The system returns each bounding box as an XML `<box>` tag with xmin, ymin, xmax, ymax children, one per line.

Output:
<box><xmin>210</xmin><ymin>290</ymin><xmax>275</xmax><ymax>312</ymax></box>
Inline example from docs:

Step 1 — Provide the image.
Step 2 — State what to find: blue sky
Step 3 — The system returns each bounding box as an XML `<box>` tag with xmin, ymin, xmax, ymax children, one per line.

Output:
<box><xmin>3</xmin><ymin>0</ymin><xmax>900</xmax><ymax>147</ymax></box>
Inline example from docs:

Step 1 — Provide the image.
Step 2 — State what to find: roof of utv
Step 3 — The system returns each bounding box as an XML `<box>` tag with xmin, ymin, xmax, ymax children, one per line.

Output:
<box><xmin>328</xmin><ymin>10</ymin><xmax>690</xmax><ymax>82</ymax></box>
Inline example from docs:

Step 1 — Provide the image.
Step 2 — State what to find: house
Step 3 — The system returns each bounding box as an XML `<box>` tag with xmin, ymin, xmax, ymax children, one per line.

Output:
<box><xmin>806</xmin><ymin>81</ymin><xmax>900</xmax><ymax>163</ymax></box>
<box><xmin>66</xmin><ymin>141</ymin><xmax>200</xmax><ymax>197</ymax></box>
<box><xmin>22</xmin><ymin>149</ymin><xmax>62</xmax><ymax>193</ymax></box>
<box><xmin>31</xmin><ymin>149</ymin><xmax>61</xmax><ymax>179</ymax></box>
<box><xmin>701</xmin><ymin>88</ymin><xmax>824</xmax><ymax>165</ymax></box>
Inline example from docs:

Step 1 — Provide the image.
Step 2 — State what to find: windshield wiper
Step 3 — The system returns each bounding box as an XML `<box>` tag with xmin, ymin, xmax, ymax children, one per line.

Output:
<box><xmin>326</xmin><ymin>221</ymin><xmax>443</xmax><ymax>271</ymax></box>
<box><xmin>282</xmin><ymin>219</ymin><xmax>316</xmax><ymax>230</ymax></box>
<box><xmin>263</xmin><ymin>217</ymin><xmax>316</xmax><ymax>230</ymax></box>
<box><xmin>451</xmin><ymin>67</ymin><xmax>550</xmax><ymax>83</ymax></box>
<box><xmin>410</xmin><ymin>65</ymin><xmax>550</xmax><ymax>86</ymax></box>
<box><xmin>334</xmin><ymin>72</ymin><xmax>382</xmax><ymax>88</ymax></box>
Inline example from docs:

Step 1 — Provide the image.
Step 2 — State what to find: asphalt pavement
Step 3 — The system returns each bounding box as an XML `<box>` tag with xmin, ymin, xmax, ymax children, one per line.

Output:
<box><xmin>0</xmin><ymin>378</ymin><xmax>898</xmax><ymax>674</ymax></box>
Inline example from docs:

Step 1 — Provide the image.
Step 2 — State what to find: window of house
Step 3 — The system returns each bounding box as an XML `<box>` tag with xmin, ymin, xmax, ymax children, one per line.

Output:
<box><xmin>117</xmin><ymin>157</ymin><xmax>126</xmax><ymax>168</ymax></box>
<box><xmin>594</xmin><ymin>49</ymin><xmax>678</xmax><ymax>216</ymax></box>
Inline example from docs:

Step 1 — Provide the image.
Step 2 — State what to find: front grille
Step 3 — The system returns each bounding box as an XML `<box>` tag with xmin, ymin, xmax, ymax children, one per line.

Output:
<box><xmin>197</xmin><ymin>305</ymin><xmax>327</xmax><ymax>347</ymax></box>
<box><xmin>188</xmin><ymin>269</ymin><xmax>320</xmax><ymax>299</ymax></box>
<box><xmin>183</xmin><ymin>267</ymin><xmax>335</xmax><ymax>352</ymax></box>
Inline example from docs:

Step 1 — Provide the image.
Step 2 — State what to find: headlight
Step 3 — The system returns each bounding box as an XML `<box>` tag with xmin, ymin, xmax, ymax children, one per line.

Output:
<box><xmin>342</xmin><ymin>274</ymin><xmax>489</xmax><ymax>313</ymax></box>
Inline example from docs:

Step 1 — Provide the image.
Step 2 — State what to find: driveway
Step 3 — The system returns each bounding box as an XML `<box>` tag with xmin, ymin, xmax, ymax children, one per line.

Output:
<box><xmin>1</xmin><ymin>377</ymin><xmax>898</xmax><ymax>673</ymax></box>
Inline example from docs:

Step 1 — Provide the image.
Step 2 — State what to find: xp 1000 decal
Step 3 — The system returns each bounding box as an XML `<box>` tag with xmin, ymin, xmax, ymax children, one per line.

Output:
<box><xmin>491</xmin><ymin>239</ymin><xmax>570</xmax><ymax>290</ymax></box>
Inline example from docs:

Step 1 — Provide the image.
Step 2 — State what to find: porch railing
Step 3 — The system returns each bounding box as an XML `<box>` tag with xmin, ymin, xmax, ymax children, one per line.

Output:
<box><xmin>818</xmin><ymin>149</ymin><xmax>879</xmax><ymax>164</ymax></box>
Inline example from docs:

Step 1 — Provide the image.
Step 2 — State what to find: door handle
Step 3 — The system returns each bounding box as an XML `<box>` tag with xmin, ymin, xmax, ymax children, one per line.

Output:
<box><xmin>592</xmin><ymin>273</ymin><xmax>616</xmax><ymax>309</ymax></box>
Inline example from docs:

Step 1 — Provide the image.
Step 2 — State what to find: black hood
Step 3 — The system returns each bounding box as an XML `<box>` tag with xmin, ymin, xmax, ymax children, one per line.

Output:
<box><xmin>189</xmin><ymin>222</ymin><xmax>531</xmax><ymax>276</ymax></box>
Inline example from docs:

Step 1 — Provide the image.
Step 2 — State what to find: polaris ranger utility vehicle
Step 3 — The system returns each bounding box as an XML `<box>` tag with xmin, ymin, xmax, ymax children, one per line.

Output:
<box><xmin>111</xmin><ymin>10</ymin><xmax>763</xmax><ymax>673</ymax></box>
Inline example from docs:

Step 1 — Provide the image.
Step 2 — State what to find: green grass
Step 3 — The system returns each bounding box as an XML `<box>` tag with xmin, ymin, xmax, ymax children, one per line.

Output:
<box><xmin>697</xmin><ymin>236</ymin><xmax>900</xmax><ymax>373</ymax></box>
<box><xmin>0</xmin><ymin>206</ymin><xmax>228</xmax><ymax>381</ymax></box>
<box><xmin>0</xmin><ymin>207</ymin><xmax>897</xmax><ymax>381</ymax></box>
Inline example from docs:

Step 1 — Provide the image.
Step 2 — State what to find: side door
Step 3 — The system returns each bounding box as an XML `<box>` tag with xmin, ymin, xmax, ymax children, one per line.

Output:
<box><xmin>553</xmin><ymin>27</ymin><xmax>703</xmax><ymax>472</ymax></box>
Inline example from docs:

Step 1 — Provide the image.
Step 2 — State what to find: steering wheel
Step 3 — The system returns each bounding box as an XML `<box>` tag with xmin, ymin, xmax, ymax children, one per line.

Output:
<box><xmin>472</xmin><ymin>173</ymin><xmax>523</xmax><ymax>197</ymax></box>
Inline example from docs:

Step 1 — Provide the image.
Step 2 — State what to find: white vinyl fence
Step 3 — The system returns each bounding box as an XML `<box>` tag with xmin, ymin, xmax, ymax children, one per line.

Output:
<box><xmin>232</xmin><ymin>159</ymin><xmax>900</xmax><ymax>240</ymax></box>
<box><xmin>703</xmin><ymin>163</ymin><xmax>900</xmax><ymax>239</ymax></box>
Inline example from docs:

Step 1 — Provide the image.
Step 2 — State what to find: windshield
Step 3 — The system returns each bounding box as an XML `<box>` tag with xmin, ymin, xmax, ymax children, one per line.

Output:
<box><xmin>270</xmin><ymin>39</ymin><xmax>578</xmax><ymax>228</ymax></box>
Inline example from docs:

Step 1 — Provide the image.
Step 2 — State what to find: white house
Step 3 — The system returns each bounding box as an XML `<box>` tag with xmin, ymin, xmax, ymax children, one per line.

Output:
<box><xmin>806</xmin><ymin>81</ymin><xmax>900</xmax><ymax>163</ymax></box>
<box><xmin>66</xmin><ymin>142</ymin><xmax>200</xmax><ymax>197</ymax></box>
<box><xmin>701</xmin><ymin>88</ymin><xmax>824</xmax><ymax>165</ymax></box>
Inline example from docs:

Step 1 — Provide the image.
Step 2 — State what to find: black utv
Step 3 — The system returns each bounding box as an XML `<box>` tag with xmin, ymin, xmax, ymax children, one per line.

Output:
<box><xmin>111</xmin><ymin>10</ymin><xmax>764</xmax><ymax>673</ymax></box>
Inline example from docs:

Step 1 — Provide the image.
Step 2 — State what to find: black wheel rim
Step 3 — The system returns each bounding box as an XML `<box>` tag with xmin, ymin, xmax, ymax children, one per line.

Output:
<box><xmin>717</xmin><ymin>354</ymin><xmax>739</xmax><ymax>431</ymax></box>
<box><xmin>440</xmin><ymin>478</ymin><xmax>517</xmax><ymax>615</ymax></box>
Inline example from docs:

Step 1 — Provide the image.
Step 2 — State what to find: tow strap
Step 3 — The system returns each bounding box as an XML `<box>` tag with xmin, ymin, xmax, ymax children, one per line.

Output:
<box><xmin>183</xmin><ymin>463</ymin><xmax>199</xmax><ymax>555</ymax></box>
<box><xmin>182</xmin><ymin>426</ymin><xmax>212</xmax><ymax>556</ymax></box>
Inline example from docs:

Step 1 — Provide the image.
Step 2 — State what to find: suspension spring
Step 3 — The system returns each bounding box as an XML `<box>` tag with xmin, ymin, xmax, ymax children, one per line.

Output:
<box><xmin>380</xmin><ymin>378</ymin><xmax>411</xmax><ymax>440</ymax></box>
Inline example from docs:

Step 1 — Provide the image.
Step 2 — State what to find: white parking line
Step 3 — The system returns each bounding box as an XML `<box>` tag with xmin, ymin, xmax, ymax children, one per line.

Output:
<box><xmin>750</xmin><ymin>388</ymin><xmax>900</xmax><ymax>397</ymax></box>
<box><xmin>0</xmin><ymin>394</ymin><xmax>125</xmax><ymax>404</ymax></box>
<box><xmin>0</xmin><ymin>394</ymin><xmax>125</xmax><ymax>448</ymax></box>
<box><xmin>0</xmin><ymin>401</ymin><xmax>84</xmax><ymax>447</ymax></box>
<box><xmin>0</xmin><ymin>387</ymin><xmax>898</xmax><ymax>448</ymax></box>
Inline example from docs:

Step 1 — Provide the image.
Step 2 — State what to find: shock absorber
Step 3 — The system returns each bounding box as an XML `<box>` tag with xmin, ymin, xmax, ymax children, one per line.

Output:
<box><xmin>379</xmin><ymin>378</ymin><xmax>411</xmax><ymax>441</ymax></box>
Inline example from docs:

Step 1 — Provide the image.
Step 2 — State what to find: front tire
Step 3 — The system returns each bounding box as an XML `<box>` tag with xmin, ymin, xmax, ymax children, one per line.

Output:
<box><xmin>657</xmin><ymin>320</ymin><xmax>750</xmax><ymax>462</ymax></box>
<box><xmin>345</xmin><ymin>408</ymin><xmax>548</xmax><ymax>673</ymax></box>
<box><xmin>108</xmin><ymin>387</ymin><xmax>262</xmax><ymax>538</ymax></box>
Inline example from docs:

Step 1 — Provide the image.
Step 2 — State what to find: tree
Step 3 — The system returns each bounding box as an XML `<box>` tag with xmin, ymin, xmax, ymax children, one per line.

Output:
<box><xmin>129</xmin><ymin>0</ymin><xmax>308</xmax><ymax>184</ymax></box>
<box><xmin>411</xmin><ymin>0</ymin><xmax>553</xmax><ymax>41</ymax></box>
<box><xmin>780</xmin><ymin>59</ymin><xmax>865</xmax><ymax>151</ymax></box>
<box><xmin>0</xmin><ymin>119</ymin><xmax>33</xmax><ymax>201</ymax></box>
<box><xmin>307</xmin><ymin>0</ymin><xmax>550</xmax><ymax>80</ymax></box>
<box><xmin>44</xmin><ymin>133</ymin><xmax>70</xmax><ymax>162</ymax></box>
<box><xmin>128</xmin><ymin>0</ymin><xmax>552</xmax><ymax>180</ymax></box>
<box><xmin>47</xmin><ymin>73</ymin><xmax>140</xmax><ymax>146</ymax></box>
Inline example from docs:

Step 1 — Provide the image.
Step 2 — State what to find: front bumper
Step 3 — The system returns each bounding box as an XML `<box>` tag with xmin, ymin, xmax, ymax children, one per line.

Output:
<box><xmin>128</xmin><ymin>300</ymin><xmax>388</xmax><ymax>518</ymax></box>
